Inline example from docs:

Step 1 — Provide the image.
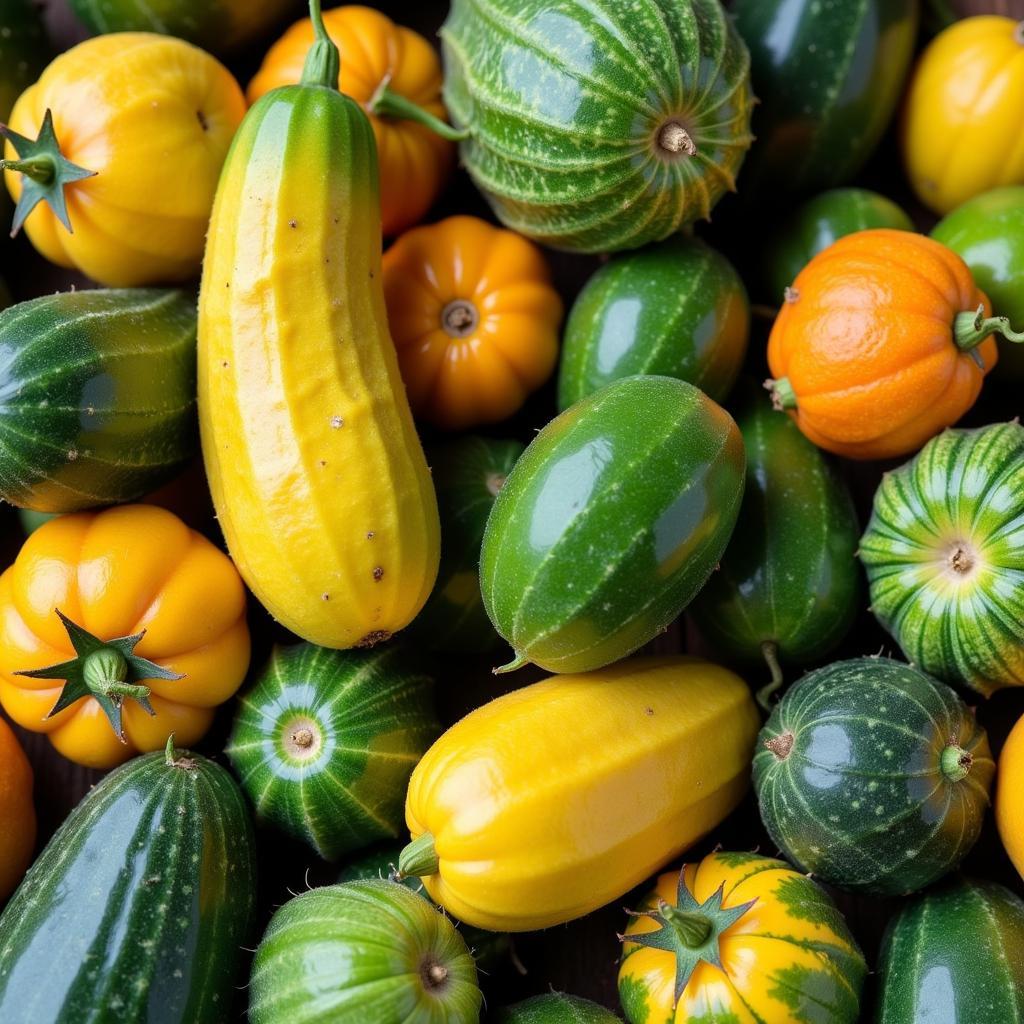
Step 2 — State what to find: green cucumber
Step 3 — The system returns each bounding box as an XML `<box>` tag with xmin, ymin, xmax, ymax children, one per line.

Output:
<box><xmin>496</xmin><ymin>993</ymin><xmax>620</xmax><ymax>1023</ymax></box>
<box><xmin>0</xmin><ymin>739</ymin><xmax>256</xmax><ymax>1022</ymax></box>
<box><xmin>0</xmin><ymin>289</ymin><xmax>197</xmax><ymax>513</ymax></box>
<box><xmin>481</xmin><ymin>375</ymin><xmax>745</xmax><ymax>674</ymax></box>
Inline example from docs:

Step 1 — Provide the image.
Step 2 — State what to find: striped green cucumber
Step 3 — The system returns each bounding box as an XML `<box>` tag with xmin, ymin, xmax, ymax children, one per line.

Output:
<box><xmin>0</xmin><ymin>739</ymin><xmax>256</xmax><ymax>1022</ymax></box>
<box><xmin>0</xmin><ymin>289</ymin><xmax>197</xmax><ymax>512</ymax></box>
<box><xmin>481</xmin><ymin>375</ymin><xmax>745</xmax><ymax>674</ymax></box>
<box><xmin>439</xmin><ymin>0</ymin><xmax>754</xmax><ymax>253</ymax></box>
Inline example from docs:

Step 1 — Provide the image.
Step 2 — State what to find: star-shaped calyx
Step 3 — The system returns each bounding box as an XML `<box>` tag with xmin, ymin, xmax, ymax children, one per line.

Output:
<box><xmin>0</xmin><ymin>109</ymin><xmax>96</xmax><ymax>235</ymax></box>
<box><xmin>16</xmin><ymin>609</ymin><xmax>182</xmax><ymax>742</ymax></box>
<box><xmin>622</xmin><ymin>870</ymin><xmax>756</xmax><ymax>1007</ymax></box>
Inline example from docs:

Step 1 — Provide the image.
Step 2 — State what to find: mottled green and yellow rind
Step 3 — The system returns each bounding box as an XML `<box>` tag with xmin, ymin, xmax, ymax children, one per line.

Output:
<box><xmin>860</xmin><ymin>423</ymin><xmax>1024</xmax><ymax>696</ymax></box>
<box><xmin>754</xmin><ymin>658</ymin><xmax>994</xmax><ymax>895</ymax></box>
<box><xmin>496</xmin><ymin>992</ymin><xmax>621</xmax><ymax>1023</ymax></box>
<box><xmin>0</xmin><ymin>747</ymin><xmax>256</xmax><ymax>1022</ymax></box>
<box><xmin>441</xmin><ymin>0</ymin><xmax>754</xmax><ymax>253</ymax></box>
<box><xmin>227</xmin><ymin>642</ymin><xmax>439</xmax><ymax>861</ymax></box>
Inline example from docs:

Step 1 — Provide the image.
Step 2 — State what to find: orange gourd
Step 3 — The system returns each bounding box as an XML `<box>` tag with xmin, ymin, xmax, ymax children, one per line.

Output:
<box><xmin>247</xmin><ymin>4</ymin><xmax>457</xmax><ymax>237</ymax></box>
<box><xmin>766</xmin><ymin>228</ymin><xmax>1021</xmax><ymax>460</ymax></box>
<box><xmin>383</xmin><ymin>215</ymin><xmax>564</xmax><ymax>431</ymax></box>
<box><xmin>0</xmin><ymin>715</ymin><xmax>34</xmax><ymax>902</ymax></box>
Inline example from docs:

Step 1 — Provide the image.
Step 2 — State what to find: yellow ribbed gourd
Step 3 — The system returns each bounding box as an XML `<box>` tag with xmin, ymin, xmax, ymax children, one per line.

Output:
<box><xmin>198</xmin><ymin>1</ymin><xmax>439</xmax><ymax>649</ymax></box>
<box><xmin>398</xmin><ymin>656</ymin><xmax>760</xmax><ymax>932</ymax></box>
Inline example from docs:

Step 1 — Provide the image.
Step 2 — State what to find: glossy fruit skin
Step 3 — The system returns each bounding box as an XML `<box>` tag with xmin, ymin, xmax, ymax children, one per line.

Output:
<box><xmin>754</xmin><ymin>657</ymin><xmax>994</xmax><ymax>895</ymax></box>
<box><xmin>198</xmin><ymin>63</ymin><xmax>440</xmax><ymax>651</ymax></box>
<box><xmin>496</xmin><ymin>994</ymin><xmax>620</xmax><ymax>1024</ymax></box>
<box><xmin>0</xmin><ymin>744</ymin><xmax>257</xmax><ymax>1022</ymax></box>
<box><xmin>558</xmin><ymin>237</ymin><xmax>748</xmax><ymax>411</ymax></box>
<box><xmin>3</xmin><ymin>33</ymin><xmax>245</xmax><ymax>286</ymax></box>
<box><xmin>383</xmin><ymin>216</ymin><xmax>563</xmax><ymax>430</ymax></box>
<box><xmin>0</xmin><ymin>716</ymin><xmax>34</xmax><ymax>902</ymax></box>
<box><xmin>408</xmin><ymin>437</ymin><xmax>524</xmax><ymax>654</ymax></box>
<box><xmin>620</xmin><ymin>853</ymin><xmax>866</xmax><ymax>1024</ymax></box>
<box><xmin>932</xmin><ymin>185</ymin><xmax>1024</xmax><ymax>378</ymax></box>
<box><xmin>404</xmin><ymin>656</ymin><xmax>760</xmax><ymax>932</ymax></box>
<box><xmin>689</xmin><ymin>388</ymin><xmax>860</xmax><ymax>666</ymax></box>
<box><xmin>481</xmin><ymin>376</ymin><xmax>745</xmax><ymax>674</ymax></box>
<box><xmin>875</xmin><ymin>879</ymin><xmax>1024</xmax><ymax>1022</ymax></box>
<box><xmin>767</xmin><ymin>229</ymin><xmax>999</xmax><ymax>460</ymax></box>
<box><xmin>249</xmin><ymin>880</ymin><xmax>482</xmax><ymax>1024</ymax></box>
<box><xmin>226</xmin><ymin>642</ymin><xmax>439</xmax><ymax>861</ymax></box>
<box><xmin>764</xmin><ymin>188</ymin><xmax>914</xmax><ymax>303</ymax></box>
<box><xmin>0</xmin><ymin>505</ymin><xmax>250</xmax><ymax>769</ymax></box>
<box><xmin>0</xmin><ymin>0</ymin><xmax>47</xmax><ymax>122</ymax></box>
<box><xmin>248</xmin><ymin>5</ymin><xmax>454</xmax><ymax>237</ymax></box>
<box><xmin>860</xmin><ymin>423</ymin><xmax>1024</xmax><ymax>696</ymax></box>
<box><xmin>0</xmin><ymin>289</ymin><xmax>197</xmax><ymax>513</ymax></box>
<box><xmin>441</xmin><ymin>0</ymin><xmax>755</xmax><ymax>254</ymax></box>
<box><xmin>903</xmin><ymin>16</ymin><xmax>1024</xmax><ymax>214</ymax></box>
<box><xmin>997</xmin><ymin>713</ymin><xmax>1024</xmax><ymax>879</ymax></box>
<box><xmin>733</xmin><ymin>0</ymin><xmax>918</xmax><ymax>196</ymax></box>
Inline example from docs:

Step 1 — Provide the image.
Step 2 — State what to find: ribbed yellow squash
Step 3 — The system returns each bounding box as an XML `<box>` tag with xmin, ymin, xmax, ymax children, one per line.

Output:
<box><xmin>399</xmin><ymin>656</ymin><xmax>760</xmax><ymax>932</ymax></box>
<box><xmin>197</xmin><ymin>3</ymin><xmax>439</xmax><ymax>649</ymax></box>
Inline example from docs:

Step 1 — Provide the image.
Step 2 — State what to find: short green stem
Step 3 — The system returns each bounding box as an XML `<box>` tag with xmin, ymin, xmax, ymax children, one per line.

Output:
<box><xmin>954</xmin><ymin>305</ymin><xmax>1024</xmax><ymax>358</ymax></box>
<box><xmin>300</xmin><ymin>0</ymin><xmax>341</xmax><ymax>90</ymax></box>
<box><xmin>493</xmin><ymin>651</ymin><xmax>529</xmax><ymax>675</ymax></box>
<box><xmin>164</xmin><ymin>734</ymin><xmax>177</xmax><ymax>765</ymax></box>
<box><xmin>368</xmin><ymin>81</ymin><xmax>470</xmax><ymax>141</ymax></box>
<box><xmin>941</xmin><ymin>743</ymin><xmax>973</xmax><ymax>783</ymax></box>
<box><xmin>398</xmin><ymin>832</ymin><xmax>439</xmax><ymax>878</ymax></box>
<box><xmin>662</xmin><ymin>904</ymin><xmax>713</xmax><ymax>948</ymax></box>
<box><xmin>0</xmin><ymin>155</ymin><xmax>55</xmax><ymax>184</ymax></box>
<box><xmin>756</xmin><ymin>640</ymin><xmax>785</xmax><ymax>713</ymax></box>
<box><xmin>766</xmin><ymin>377</ymin><xmax>797</xmax><ymax>411</ymax></box>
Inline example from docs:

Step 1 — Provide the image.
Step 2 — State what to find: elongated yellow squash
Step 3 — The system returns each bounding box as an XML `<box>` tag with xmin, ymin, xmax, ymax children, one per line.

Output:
<box><xmin>398</xmin><ymin>656</ymin><xmax>760</xmax><ymax>931</ymax></box>
<box><xmin>197</xmin><ymin>2</ymin><xmax>439</xmax><ymax>648</ymax></box>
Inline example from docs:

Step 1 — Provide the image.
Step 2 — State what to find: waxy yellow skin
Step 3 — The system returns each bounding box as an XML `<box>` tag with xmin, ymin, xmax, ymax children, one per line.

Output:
<box><xmin>198</xmin><ymin>78</ymin><xmax>440</xmax><ymax>649</ymax></box>
<box><xmin>405</xmin><ymin>656</ymin><xmax>760</xmax><ymax>932</ymax></box>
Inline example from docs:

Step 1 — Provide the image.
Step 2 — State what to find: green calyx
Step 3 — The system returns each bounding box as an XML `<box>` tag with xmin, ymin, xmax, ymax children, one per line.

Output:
<box><xmin>0</xmin><ymin>109</ymin><xmax>95</xmax><ymax>236</ymax></box>
<box><xmin>301</xmin><ymin>0</ymin><xmax>341</xmax><ymax>90</ymax></box>
<box><xmin>765</xmin><ymin>376</ymin><xmax>797</xmax><ymax>411</ymax></box>
<box><xmin>622</xmin><ymin>871</ymin><xmax>756</xmax><ymax>1007</ymax></box>
<box><xmin>398</xmin><ymin>831</ymin><xmax>440</xmax><ymax>878</ymax></box>
<box><xmin>954</xmin><ymin>304</ymin><xmax>1024</xmax><ymax>368</ymax></box>
<box><xmin>368</xmin><ymin>79</ymin><xmax>471</xmax><ymax>141</ymax></box>
<box><xmin>941</xmin><ymin>742</ymin><xmax>974</xmax><ymax>783</ymax></box>
<box><xmin>16</xmin><ymin>608</ymin><xmax>183</xmax><ymax>741</ymax></box>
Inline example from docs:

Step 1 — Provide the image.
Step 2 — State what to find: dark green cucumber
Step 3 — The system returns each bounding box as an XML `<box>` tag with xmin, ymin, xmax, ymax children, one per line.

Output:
<box><xmin>876</xmin><ymin>879</ymin><xmax>1024</xmax><ymax>1022</ymax></box>
<box><xmin>558</xmin><ymin>236</ymin><xmax>748</xmax><ymax>410</ymax></box>
<box><xmin>0</xmin><ymin>740</ymin><xmax>256</xmax><ymax>1022</ymax></box>
<box><xmin>496</xmin><ymin>994</ymin><xmax>621</xmax><ymax>1023</ymax></box>
<box><xmin>754</xmin><ymin>658</ymin><xmax>994</xmax><ymax>896</ymax></box>
<box><xmin>481</xmin><ymin>375</ymin><xmax>745</xmax><ymax>674</ymax></box>
<box><xmin>0</xmin><ymin>289</ymin><xmax>197</xmax><ymax>512</ymax></box>
<box><xmin>408</xmin><ymin>436</ymin><xmax>524</xmax><ymax>653</ymax></box>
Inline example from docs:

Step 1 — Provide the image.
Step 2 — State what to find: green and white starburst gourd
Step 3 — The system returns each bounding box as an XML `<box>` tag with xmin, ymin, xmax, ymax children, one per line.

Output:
<box><xmin>860</xmin><ymin>423</ymin><xmax>1024</xmax><ymax>697</ymax></box>
<box><xmin>437</xmin><ymin>0</ymin><xmax>755</xmax><ymax>253</ymax></box>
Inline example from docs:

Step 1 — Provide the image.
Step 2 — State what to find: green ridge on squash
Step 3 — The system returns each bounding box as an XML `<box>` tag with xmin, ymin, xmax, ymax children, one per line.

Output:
<box><xmin>495</xmin><ymin>992</ymin><xmax>622</xmax><ymax>1023</ymax></box>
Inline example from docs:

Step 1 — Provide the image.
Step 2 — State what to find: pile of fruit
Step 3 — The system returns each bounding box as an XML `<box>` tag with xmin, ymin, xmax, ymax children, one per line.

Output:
<box><xmin>0</xmin><ymin>0</ymin><xmax>1022</xmax><ymax>1020</ymax></box>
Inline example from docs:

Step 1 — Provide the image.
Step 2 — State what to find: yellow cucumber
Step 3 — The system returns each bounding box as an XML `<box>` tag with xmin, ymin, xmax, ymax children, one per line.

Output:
<box><xmin>198</xmin><ymin>1</ymin><xmax>439</xmax><ymax>648</ymax></box>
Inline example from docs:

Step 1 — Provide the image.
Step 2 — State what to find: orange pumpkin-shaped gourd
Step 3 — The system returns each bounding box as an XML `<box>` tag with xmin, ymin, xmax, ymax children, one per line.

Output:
<box><xmin>0</xmin><ymin>716</ymin><xmax>34</xmax><ymax>902</ymax></box>
<box><xmin>383</xmin><ymin>215</ymin><xmax>564</xmax><ymax>431</ymax></box>
<box><xmin>247</xmin><ymin>4</ymin><xmax>456</xmax><ymax>237</ymax></box>
<box><xmin>766</xmin><ymin>229</ymin><xmax>1021</xmax><ymax>460</ymax></box>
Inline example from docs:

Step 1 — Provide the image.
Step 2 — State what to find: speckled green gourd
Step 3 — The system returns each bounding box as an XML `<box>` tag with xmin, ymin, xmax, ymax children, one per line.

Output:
<box><xmin>860</xmin><ymin>423</ymin><xmax>1024</xmax><ymax>697</ymax></box>
<box><xmin>249</xmin><ymin>880</ymin><xmax>482</xmax><ymax>1024</ymax></box>
<box><xmin>733</xmin><ymin>0</ymin><xmax>918</xmax><ymax>196</ymax></box>
<box><xmin>0</xmin><ymin>741</ymin><xmax>256</xmax><ymax>1023</ymax></box>
<box><xmin>226</xmin><ymin>643</ymin><xmax>439</xmax><ymax>861</ymax></box>
<box><xmin>754</xmin><ymin>658</ymin><xmax>994</xmax><ymax>895</ymax></box>
<box><xmin>0</xmin><ymin>289</ymin><xmax>198</xmax><ymax>512</ymax></box>
<box><xmin>689</xmin><ymin>388</ymin><xmax>860</xmax><ymax>692</ymax></box>
<box><xmin>440</xmin><ymin>0</ymin><xmax>755</xmax><ymax>253</ymax></box>
<box><xmin>876</xmin><ymin>879</ymin><xmax>1024</xmax><ymax>1023</ymax></box>
<box><xmin>496</xmin><ymin>993</ymin><xmax>621</xmax><ymax>1023</ymax></box>
<box><xmin>558</xmin><ymin>236</ymin><xmax>748</xmax><ymax>410</ymax></box>
<box><xmin>481</xmin><ymin>375</ymin><xmax>745</xmax><ymax>674</ymax></box>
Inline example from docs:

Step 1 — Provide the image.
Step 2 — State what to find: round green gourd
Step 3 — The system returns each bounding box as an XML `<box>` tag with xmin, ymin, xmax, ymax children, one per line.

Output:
<box><xmin>249</xmin><ymin>879</ymin><xmax>482</xmax><ymax>1024</ymax></box>
<box><xmin>0</xmin><ymin>739</ymin><xmax>256</xmax><ymax>1023</ymax></box>
<box><xmin>408</xmin><ymin>436</ymin><xmax>524</xmax><ymax>653</ymax></box>
<box><xmin>439</xmin><ymin>0</ymin><xmax>755</xmax><ymax>254</ymax></box>
<box><xmin>689</xmin><ymin>388</ymin><xmax>860</xmax><ymax>697</ymax></box>
<box><xmin>859</xmin><ymin>423</ymin><xmax>1024</xmax><ymax>697</ymax></box>
<box><xmin>496</xmin><ymin>993</ymin><xmax>621</xmax><ymax>1023</ymax></box>
<box><xmin>481</xmin><ymin>375</ymin><xmax>745</xmax><ymax>674</ymax></box>
<box><xmin>876</xmin><ymin>879</ymin><xmax>1024</xmax><ymax>1023</ymax></box>
<box><xmin>733</xmin><ymin>0</ymin><xmax>918</xmax><ymax>197</ymax></box>
<box><xmin>226</xmin><ymin>642</ymin><xmax>439</xmax><ymax>861</ymax></box>
<box><xmin>558</xmin><ymin>236</ymin><xmax>748</xmax><ymax>410</ymax></box>
<box><xmin>754</xmin><ymin>657</ymin><xmax>994</xmax><ymax>896</ymax></box>
<box><xmin>0</xmin><ymin>289</ymin><xmax>198</xmax><ymax>513</ymax></box>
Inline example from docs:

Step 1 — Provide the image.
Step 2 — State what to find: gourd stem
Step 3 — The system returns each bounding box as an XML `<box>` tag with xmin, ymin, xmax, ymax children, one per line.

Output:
<box><xmin>954</xmin><ymin>305</ymin><xmax>1024</xmax><ymax>357</ymax></box>
<box><xmin>0</xmin><ymin>155</ymin><xmax>55</xmax><ymax>184</ymax></box>
<box><xmin>493</xmin><ymin>651</ymin><xmax>529</xmax><ymax>675</ymax></box>
<box><xmin>300</xmin><ymin>0</ymin><xmax>341</xmax><ymax>90</ymax></box>
<box><xmin>756</xmin><ymin>641</ymin><xmax>785</xmax><ymax>713</ymax></box>
<box><xmin>82</xmin><ymin>648</ymin><xmax>152</xmax><ymax>704</ymax></box>
<box><xmin>765</xmin><ymin>377</ymin><xmax>797</xmax><ymax>411</ymax></box>
<box><xmin>165</xmin><ymin>734</ymin><xmax>177</xmax><ymax>765</ymax></box>
<box><xmin>941</xmin><ymin>743</ymin><xmax>973</xmax><ymax>783</ymax></box>
<box><xmin>368</xmin><ymin>82</ymin><xmax>471</xmax><ymax>141</ymax></box>
<box><xmin>398</xmin><ymin>832</ymin><xmax>439</xmax><ymax>878</ymax></box>
<box><xmin>662</xmin><ymin>904</ymin><xmax>712</xmax><ymax>948</ymax></box>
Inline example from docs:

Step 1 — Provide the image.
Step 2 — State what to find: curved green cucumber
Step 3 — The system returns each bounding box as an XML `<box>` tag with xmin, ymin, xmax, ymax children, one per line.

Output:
<box><xmin>754</xmin><ymin>657</ymin><xmax>994</xmax><ymax>896</ymax></box>
<box><xmin>226</xmin><ymin>642</ymin><xmax>439</xmax><ymax>861</ymax></box>
<box><xmin>496</xmin><ymin>993</ymin><xmax>621</xmax><ymax>1023</ymax></box>
<box><xmin>558</xmin><ymin>236</ymin><xmax>748</xmax><ymax>410</ymax></box>
<box><xmin>0</xmin><ymin>741</ymin><xmax>256</xmax><ymax>1022</ymax></box>
<box><xmin>481</xmin><ymin>375</ymin><xmax>745</xmax><ymax>674</ymax></box>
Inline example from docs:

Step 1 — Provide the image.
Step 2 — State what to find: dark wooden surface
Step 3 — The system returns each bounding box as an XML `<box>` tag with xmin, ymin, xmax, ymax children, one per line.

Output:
<box><xmin>1</xmin><ymin>2</ymin><xmax>1023</xmax><ymax>1019</ymax></box>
